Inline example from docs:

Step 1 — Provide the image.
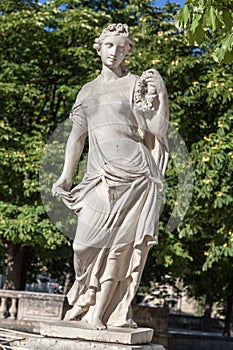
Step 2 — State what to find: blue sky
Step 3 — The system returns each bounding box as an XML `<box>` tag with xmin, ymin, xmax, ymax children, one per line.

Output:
<box><xmin>39</xmin><ymin>0</ymin><xmax>185</xmax><ymax>7</ymax></box>
<box><xmin>154</xmin><ymin>0</ymin><xmax>185</xmax><ymax>7</ymax></box>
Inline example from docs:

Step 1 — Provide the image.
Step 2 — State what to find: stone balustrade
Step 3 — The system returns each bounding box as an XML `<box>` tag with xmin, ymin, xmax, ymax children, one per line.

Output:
<box><xmin>0</xmin><ymin>290</ymin><xmax>19</xmax><ymax>320</ymax></box>
<box><xmin>0</xmin><ymin>290</ymin><xmax>69</xmax><ymax>322</ymax></box>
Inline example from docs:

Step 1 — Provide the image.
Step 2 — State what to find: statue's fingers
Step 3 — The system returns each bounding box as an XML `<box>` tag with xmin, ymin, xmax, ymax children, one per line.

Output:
<box><xmin>52</xmin><ymin>184</ymin><xmax>59</xmax><ymax>196</ymax></box>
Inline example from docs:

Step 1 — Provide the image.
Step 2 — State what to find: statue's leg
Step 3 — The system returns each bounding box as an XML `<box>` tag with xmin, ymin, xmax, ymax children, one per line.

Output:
<box><xmin>91</xmin><ymin>279</ymin><xmax>118</xmax><ymax>330</ymax></box>
<box><xmin>64</xmin><ymin>286</ymin><xmax>96</xmax><ymax>321</ymax></box>
<box><xmin>109</xmin><ymin>240</ymin><xmax>150</xmax><ymax>328</ymax></box>
<box><xmin>121</xmin><ymin>305</ymin><xmax>137</xmax><ymax>328</ymax></box>
<box><xmin>64</xmin><ymin>241</ymin><xmax>98</xmax><ymax>322</ymax></box>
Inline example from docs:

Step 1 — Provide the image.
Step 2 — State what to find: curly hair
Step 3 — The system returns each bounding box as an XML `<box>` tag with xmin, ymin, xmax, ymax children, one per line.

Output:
<box><xmin>93</xmin><ymin>23</ymin><xmax>134</xmax><ymax>57</ymax></box>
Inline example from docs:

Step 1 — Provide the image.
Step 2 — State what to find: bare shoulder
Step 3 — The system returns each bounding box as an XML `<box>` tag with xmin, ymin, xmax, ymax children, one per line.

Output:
<box><xmin>76</xmin><ymin>77</ymin><xmax>101</xmax><ymax>102</ymax></box>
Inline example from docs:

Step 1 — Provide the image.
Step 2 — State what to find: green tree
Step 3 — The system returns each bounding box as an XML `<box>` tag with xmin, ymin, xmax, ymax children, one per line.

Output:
<box><xmin>1</xmin><ymin>1</ymin><xmax>232</xmax><ymax>335</ymax></box>
<box><xmin>125</xmin><ymin>1</ymin><xmax>232</xmax><ymax>333</ymax></box>
<box><xmin>0</xmin><ymin>0</ymin><xmax>109</xmax><ymax>289</ymax></box>
<box><xmin>175</xmin><ymin>0</ymin><xmax>233</xmax><ymax>63</ymax></box>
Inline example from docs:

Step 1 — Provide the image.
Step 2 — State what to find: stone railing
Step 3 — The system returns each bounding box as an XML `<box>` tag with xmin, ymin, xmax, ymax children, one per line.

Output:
<box><xmin>0</xmin><ymin>290</ymin><xmax>19</xmax><ymax>320</ymax></box>
<box><xmin>0</xmin><ymin>290</ymin><xmax>69</xmax><ymax>322</ymax></box>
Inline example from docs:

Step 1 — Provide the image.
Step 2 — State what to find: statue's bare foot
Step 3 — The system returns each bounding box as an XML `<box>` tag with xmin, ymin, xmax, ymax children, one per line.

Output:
<box><xmin>91</xmin><ymin>317</ymin><xmax>107</xmax><ymax>330</ymax></box>
<box><xmin>63</xmin><ymin>305</ymin><xmax>83</xmax><ymax>321</ymax></box>
<box><xmin>121</xmin><ymin>319</ymin><xmax>138</xmax><ymax>328</ymax></box>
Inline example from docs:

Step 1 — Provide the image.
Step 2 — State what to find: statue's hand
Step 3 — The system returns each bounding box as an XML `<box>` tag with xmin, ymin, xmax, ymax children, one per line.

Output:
<box><xmin>143</xmin><ymin>69</ymin><xmax>165</xmax><ymax>95</ymax></box>
<box><xmin>52</xmin><ymin>177</ymin><xmax>72</xmax><ymax>196</ymax></box>
<box><xmin>134</xmin><ymin>69</ymin><xmax>166</xmax><ymax>112</ymax></box>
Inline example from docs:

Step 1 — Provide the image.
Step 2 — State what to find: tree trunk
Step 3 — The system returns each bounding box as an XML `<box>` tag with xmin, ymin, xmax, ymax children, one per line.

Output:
<box><xmin>3</xmin><ymin>242</ymin><xmax>27</xmax><ymax>290</ymax></box>
<box><xmin>223</xmin><ymin>291</ymin><xmax>233</xmax><ymax>336</ymax></box>
<box><xmin>201</xmin><ymin>295</ymin><xmax>212</xmax><ymax>332</ymax></box>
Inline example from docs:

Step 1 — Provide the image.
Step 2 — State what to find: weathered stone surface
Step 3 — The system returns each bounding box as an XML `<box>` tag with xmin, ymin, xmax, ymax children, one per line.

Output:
<box><xmin>40</xmin><ymin>320</ymin><xmax>153</xmax><ymax>345</ymax></box>
<box><xmin>132</xmin><ymin>305</ymin><xmax>169</xmax><ymax>349</ymax></box>
<box><xmin>16</xmin><ymin>337</ymin><xmax>165</xmax><ymax>350</ymax></box>
<box><xmin>133</xmin><ymin>305</ymin><xmax>168</xmax><ymax>333</ymax></box>
<box><xmin>0</xmin><ymin>319</ymin><xmax>40</xmax><ymax>334</ymax></box>
<box><xmin>51</xmin><ymin>22</ymin><xmax>169</xmax><ymax>331</ymax></box>
<box><xmin>17</xmin><ymin>292</ymin><xmax>69</xmax><ymax>321</ymax></box>
<box><xmin>0</xmin><ymin>289</ymin><xmax>169</xmax><ymax>348</ymax></box>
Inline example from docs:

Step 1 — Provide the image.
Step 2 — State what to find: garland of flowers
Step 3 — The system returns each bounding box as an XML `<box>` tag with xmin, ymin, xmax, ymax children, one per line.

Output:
<box><xmin>134</xmin><ymin>71</ymin><xmax>159</xmax><ymax>112</ymax></box>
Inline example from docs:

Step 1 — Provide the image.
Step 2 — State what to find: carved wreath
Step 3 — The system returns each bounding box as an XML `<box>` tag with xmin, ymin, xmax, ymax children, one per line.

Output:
<box><xmin>134</xmin><ymin>70</ymin><xmax>160</xmax><ymax>112</ymax></box>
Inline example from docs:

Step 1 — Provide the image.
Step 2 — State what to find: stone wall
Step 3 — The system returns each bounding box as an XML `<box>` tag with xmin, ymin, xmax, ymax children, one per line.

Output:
<box><xmin>132</xmin><ymin>305</ymin><xmax>169</xmax><ymax>349</ymax></box>
<box><xmin>169</xmin><ymin>329</ymin><xmax>233</xmax><ymax>350</ymax></box>
<box><xmin>169</xmin><ymin>313</ymin><xmax>225</xmax><ymax>333</ymax></box>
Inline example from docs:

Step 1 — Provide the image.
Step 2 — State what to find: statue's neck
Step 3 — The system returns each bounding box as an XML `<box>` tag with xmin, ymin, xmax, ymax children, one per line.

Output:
<box><xmin>101</xmin><ymin>64</ymin><xmax>126</xmax><ymax>82</ymax></box>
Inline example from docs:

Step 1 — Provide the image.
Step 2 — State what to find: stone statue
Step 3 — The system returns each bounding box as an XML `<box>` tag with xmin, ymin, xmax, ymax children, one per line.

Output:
<box><xmin>52</xmin><ymin>23</ymin><xmax>169</xmax><ymax>330</ymax></box>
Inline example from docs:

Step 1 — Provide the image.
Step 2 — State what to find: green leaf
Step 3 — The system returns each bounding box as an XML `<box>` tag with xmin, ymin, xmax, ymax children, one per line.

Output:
<box><xmin>194</xmin><ymin>24</ymin><xmax>205</xmax><ymax>45</ymax></box>
<box><xmin>222</xmin><ymin>32</ymin><xmax>233</xmax><ymax>51</ymax></box>
<box><xmin>222</xmin><ymin>51</ymin><xmax>233</xmax><ymax>64</ymax></box>
<box><xmin>213</xmin><ymin>47</ymin><xmax>226</xmax><ymax>63</ymax></box>
<box><xmin>222</xmin><ymin>10</ymin><xmax>233</xmax><ymax>30</ymax></box>
<box><xmin>182</xmin><ymin>5</ymin><xmax>191</xmax><ymax>26</ymax></box>
<box><xmin>190</xmin><ymin>13</ymin><xmax>202</xmax><ymax>33</ymax></box>
<box><xmin>210</xmin><ymin>6</ymin><xmax>218</xmax><ymax>32</ymax></box>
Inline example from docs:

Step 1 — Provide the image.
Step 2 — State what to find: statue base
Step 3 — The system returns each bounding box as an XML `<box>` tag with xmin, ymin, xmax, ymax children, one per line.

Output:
<box><xmin>39</xmin><ymin>320</ymin><xmax>154</xmax><ymax>345</ymax></box>
<box><xmin>16</xmin><ymin>337</ymin><xmax>165</xmax><ymax>350</ymax></box>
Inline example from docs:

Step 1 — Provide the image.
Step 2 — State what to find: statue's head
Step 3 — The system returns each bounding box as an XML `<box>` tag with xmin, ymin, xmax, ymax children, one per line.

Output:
<box><xmin>93</xmin><ymin>23</ymin><xmax>134</xmax><ymax>58</ymax></box>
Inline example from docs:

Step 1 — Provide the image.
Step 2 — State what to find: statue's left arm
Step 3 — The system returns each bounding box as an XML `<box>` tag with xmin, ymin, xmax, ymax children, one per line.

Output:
<box><xmin>147</xmin><ymin>70</ymin><xmax>169</xmax><ymax>176</ymax></box>
<box><xmin>133</xmin><ymin>69</ymin><xmax>169</xmax><ymax>176</ymax></box>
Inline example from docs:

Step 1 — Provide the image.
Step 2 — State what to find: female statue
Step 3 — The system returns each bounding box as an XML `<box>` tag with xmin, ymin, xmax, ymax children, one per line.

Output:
<box><xmin>52</xmin><ymin>23</ymin><xmax>169</xmax><ymax>330</ymax></box>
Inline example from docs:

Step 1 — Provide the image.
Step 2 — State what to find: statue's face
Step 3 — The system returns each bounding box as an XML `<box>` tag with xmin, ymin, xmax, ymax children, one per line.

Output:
<box><xmin>98</xmin><ymin>35</ymin><xmax>127</xmax><ymax>68</ymax></box>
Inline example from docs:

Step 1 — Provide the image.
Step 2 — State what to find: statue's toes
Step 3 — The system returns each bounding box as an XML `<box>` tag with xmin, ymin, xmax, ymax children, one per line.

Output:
<box><xmin>92</xmin><ymin>318</ymin><xmax>107</xmax><ymax>330</ymax></box>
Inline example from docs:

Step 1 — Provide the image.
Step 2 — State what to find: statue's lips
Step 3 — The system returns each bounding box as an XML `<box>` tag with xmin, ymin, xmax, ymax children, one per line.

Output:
<box><xmin>107</xmin><ymin>56</ymin><xmax>116</xmax><ymax>62</ymax></box>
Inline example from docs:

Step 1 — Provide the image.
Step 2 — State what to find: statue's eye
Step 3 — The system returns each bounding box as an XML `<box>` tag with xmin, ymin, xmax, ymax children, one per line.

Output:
<box><xmin>105</xmin><ymin>43</ymin><xmax>113</xmax><ymax>48</ymax></box>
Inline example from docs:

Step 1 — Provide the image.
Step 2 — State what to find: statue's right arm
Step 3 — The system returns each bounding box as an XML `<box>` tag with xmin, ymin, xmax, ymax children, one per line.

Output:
<box><xmin>52</xmin><ymin>124</ymin><xmax>87</xmax><ymax>196</ymax></box>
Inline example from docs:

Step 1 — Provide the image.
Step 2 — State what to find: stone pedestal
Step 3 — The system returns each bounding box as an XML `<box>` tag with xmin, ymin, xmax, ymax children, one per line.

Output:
<box><xmin>16</xmin><ymin>337</ymin><xmax>165</xmax><ymax>350</ymax></box>
<box><xmin>40</xmin><ymin>320</ymin><xmax>153</xmax><ymax>345</ymax></box>
<box><xmin>16</xmin><ymin>320</ymin><xmax>166</xmax><ymax>349</ymax></box>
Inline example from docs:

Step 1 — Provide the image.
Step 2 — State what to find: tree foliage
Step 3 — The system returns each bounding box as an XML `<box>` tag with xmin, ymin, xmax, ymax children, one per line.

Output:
<box><xmin>125</xmin><ymin>1</ymin><xmax>233</xmax><ymax>327</ymax></box>
<box><xmin>0</xmin><ymin>0</ymin><xmax>108</xmax><ymax>286</ymax></box>
<box><xmin>175</xmin><ymin>0</ymin><xmax>233</xmax><ymax>63</ymax></box>
<box><xmin>0</xmin><ymin>1</ymin><xmax>233</xmax><ymax>330</ymax></box>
